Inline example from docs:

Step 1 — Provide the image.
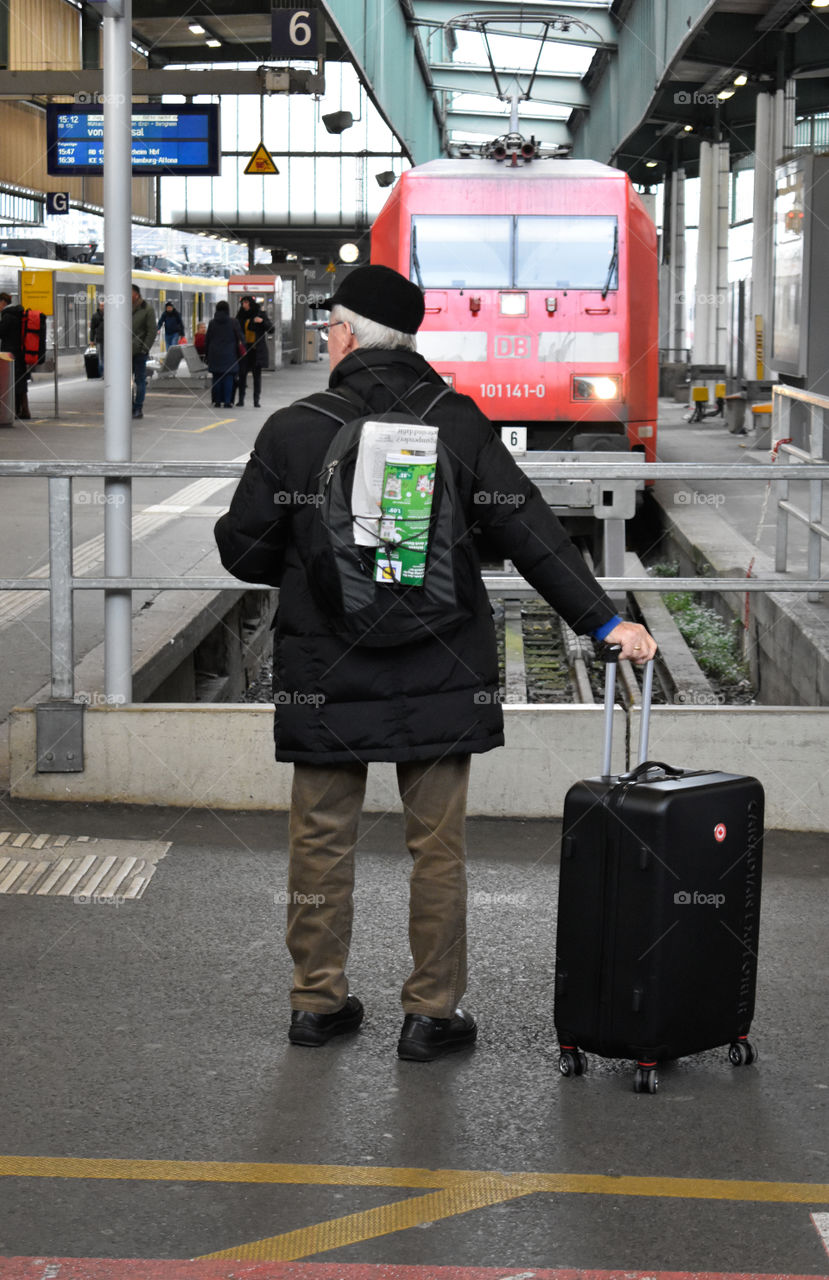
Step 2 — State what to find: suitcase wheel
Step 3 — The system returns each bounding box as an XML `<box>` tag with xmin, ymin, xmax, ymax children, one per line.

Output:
<box><xmin>558</xmin><ymin>1048</ymin><xmax>587</xmax><ymax>1078</ymax></box>
<box><xmin>728</xmin><ymin>1038</ymin><xmax>757</xmax><ymax>1066</ymax></box>
<box><xmin>633</xmin><ymin>1065</ymin><xmax>658</xmax><ymax>1094</ymax></box>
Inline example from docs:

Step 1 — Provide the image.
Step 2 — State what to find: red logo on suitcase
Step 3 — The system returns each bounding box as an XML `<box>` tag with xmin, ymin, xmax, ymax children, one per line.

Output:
<box><xmin>714</xmin><ymin>823</ymin><xmax>727</xmax><ymax>842</ymax></box>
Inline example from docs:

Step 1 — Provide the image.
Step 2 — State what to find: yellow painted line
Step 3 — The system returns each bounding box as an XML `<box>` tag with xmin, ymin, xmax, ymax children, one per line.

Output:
<box><xmin>0</xmin><ymin>1156</ymin><xmax>827</xmax><ymax>1204</ymax></box>
<box><xmin>160</xmin><ymin>417</ymin><xmax>235</xmax><ymax>433</ymax></box>
<box><xmin>198</xmin><ymin>1174</ymin><xmax>537</xmax><ymax>1262</ymax></box>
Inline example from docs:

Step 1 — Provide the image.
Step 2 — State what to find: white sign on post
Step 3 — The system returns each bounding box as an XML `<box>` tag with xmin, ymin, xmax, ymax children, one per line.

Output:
<box><xmin>501</xmin><ymin>426</ymin><xmax>527</xmax><ymax>454</ymax></box>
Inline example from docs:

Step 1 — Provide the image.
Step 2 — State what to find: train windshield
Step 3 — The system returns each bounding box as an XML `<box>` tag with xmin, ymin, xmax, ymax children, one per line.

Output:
<box><xmin>516</xmin><ymin>216</ymin><xmax>618</xmax><ymax>290</ymax></box>
<box><xmin>410</xmin><ymin>214</ymin><xmax>618</xmax><ymax>291</ymax></box>
<box><xmin>411</xmin><ymin>216</ymin><xmax>511</xmax><ymax>288</ymax></box>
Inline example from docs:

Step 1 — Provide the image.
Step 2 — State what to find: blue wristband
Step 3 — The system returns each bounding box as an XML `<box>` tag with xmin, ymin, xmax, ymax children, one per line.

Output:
<box><xmin>593</xmin><ymin>614</ymin><xmax>622</xmax><ymax>641</ymax></box>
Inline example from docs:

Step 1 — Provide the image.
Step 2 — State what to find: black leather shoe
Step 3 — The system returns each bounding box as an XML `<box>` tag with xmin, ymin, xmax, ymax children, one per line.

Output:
<box><xmin>397</xmin><ymin>1008</ymin><xmax>477</xmax><ymax>1061</ymax></box>
<box><xmin>288</xmin><ymin>994</ymin><xmax>364</xmax><ymax>1047</ymax></box>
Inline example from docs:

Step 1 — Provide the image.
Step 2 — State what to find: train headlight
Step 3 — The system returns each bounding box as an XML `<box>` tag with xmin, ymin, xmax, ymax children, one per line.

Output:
<box><xmin>572</xmin><ymin>375</ymin><xmax>621</xmax><ymax>401</ymax></box>
<box><xmin>499</xmin><ymin>292</ymin><xmax>527</xmax><ymax>316</ymax></box>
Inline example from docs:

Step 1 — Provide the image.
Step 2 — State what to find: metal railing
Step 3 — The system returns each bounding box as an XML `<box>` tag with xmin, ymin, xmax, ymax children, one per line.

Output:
<box><xmin>1</xmin><ymin>457</ymin><xmax>829</xmax><ymax>706</ymax></box>
<box><xmin>772</xmin><ymin>384</ymin><xmax>829</xmax><ymax>602</ymax></box>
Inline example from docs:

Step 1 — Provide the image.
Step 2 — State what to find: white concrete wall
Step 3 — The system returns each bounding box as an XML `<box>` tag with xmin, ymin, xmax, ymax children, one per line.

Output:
<box><xmin>9</xmin><ymin>703</ymin><xmax>829</xmax><ymax>832</ymax></box>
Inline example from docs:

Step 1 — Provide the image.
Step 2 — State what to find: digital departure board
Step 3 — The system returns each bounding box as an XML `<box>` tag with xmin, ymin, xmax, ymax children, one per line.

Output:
<box><xmin>46</xmin><ymin>104</ymin><xmax>221</xmax><ymax>176</ymax></box>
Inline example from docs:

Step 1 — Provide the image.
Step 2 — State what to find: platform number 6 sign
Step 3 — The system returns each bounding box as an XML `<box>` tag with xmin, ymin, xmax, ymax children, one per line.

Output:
<box><xmin>271</xmin><ymin>8</ymin><xmax>321</xmax><ymax>57</ymax></box>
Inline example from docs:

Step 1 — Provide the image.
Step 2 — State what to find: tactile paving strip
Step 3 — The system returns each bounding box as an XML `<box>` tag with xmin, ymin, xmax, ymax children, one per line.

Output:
<box><xmin>0</xmin><ymin>832</ymin><xmax>170</xmax><ymax>898</ymax></box>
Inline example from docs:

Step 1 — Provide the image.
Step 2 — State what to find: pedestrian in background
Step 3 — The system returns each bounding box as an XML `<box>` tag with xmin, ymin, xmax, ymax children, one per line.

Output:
<box><xmin>235</xmin><ymin>293</ymin><xmax>274</xmax><ymax>407</ymax></box>
<box><xmin>89</xmin><ymin>296</ymin><xmax>105</xmax><ymax>377</ymax></box>
<box><xmin>131</xmin><ymin>284</ymin><xmax>156</xmax><ymax>420</ymax></box>
<box><xmin>0</xmin><ymin>291</ymin><xmax>30</xmax><ymax>419</ymax></box>
<box><xmin>205</xmin><ymin>300</ymin><xmax>244</xmax><ymax>408</ymax></box>
<box><xmin>157</xmin><ymin>300</ymin><xmax>185</xmax><ymax>348</ymax></box>
<box><xmin>194</xmin><ymin>321</ymin><xmax>207</xmax><ymax>362</ymax></box>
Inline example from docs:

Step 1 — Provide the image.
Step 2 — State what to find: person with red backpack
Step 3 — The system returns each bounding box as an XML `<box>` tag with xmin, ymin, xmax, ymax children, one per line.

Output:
<box><xmin>0</xmin><ymin>291</ymin><xmax>30</xmax><ymax>419</ymax></box>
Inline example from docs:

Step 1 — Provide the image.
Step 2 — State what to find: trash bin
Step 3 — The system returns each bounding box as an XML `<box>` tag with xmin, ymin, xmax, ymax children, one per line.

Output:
<box><xmin>304</xmin><ymin>329</ymin><xmax>320</xmax><ymax>361</ymax></box>
<box><xmin>0</xmin><ymin>352</ymin><xmax>14</xmax><ymax>426</ymax></box>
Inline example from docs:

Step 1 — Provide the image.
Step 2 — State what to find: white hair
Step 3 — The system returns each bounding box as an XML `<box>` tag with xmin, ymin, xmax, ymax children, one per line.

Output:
<box><xmin>332</xmin><ymin>304</ymin><xmax>417</xmax><ymax>352</ymax></box>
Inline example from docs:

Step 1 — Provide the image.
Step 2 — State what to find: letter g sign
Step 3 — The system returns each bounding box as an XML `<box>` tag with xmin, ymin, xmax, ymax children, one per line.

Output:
<box><xmin>46</xmin><ymin>192</ymin><xmax>70</xmax><ymax>215</ymax></box>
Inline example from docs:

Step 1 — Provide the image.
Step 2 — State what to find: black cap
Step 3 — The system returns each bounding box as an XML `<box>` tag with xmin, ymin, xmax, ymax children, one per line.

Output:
<box><xmin>321</xmin><ymin>264</ymin><xmax>425</xmax><ymax>334</ymax></box>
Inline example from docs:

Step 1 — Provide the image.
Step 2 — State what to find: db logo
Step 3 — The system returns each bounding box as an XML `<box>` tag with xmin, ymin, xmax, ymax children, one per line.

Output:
<box><xmin>714</xmin><ymin>823</ymin><xmax>727</xmax><ymax>842</ymax></box>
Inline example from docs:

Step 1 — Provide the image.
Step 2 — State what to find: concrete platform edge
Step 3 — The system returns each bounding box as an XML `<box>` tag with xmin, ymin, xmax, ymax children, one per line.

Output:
<box><xmin>8</xmin><ymin>703</ymin><xmax>829</xmax><ymax>831</ymax></box>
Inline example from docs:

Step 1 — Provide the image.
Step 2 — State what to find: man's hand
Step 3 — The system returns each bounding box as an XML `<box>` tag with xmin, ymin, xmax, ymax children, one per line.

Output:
<box><xmin>602</xmin><ymin>620</ymin><xmax>657</xmax><ymax>664</ymax></box>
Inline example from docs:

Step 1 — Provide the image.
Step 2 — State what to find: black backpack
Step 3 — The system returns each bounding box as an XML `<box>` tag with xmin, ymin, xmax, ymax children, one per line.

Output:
<box><xmin>297</xmin><ymin>380</ymin><xmax>478</xmax><ymax>648</ymax></box>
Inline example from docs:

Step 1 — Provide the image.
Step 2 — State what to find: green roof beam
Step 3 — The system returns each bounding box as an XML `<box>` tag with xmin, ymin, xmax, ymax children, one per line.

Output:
<box><xmin>321</xmin><ymin>0</ymin><xmax>444</xmax><ymax>164</ymax></box>
<box><xmin>430</xmin><ymin>63</ymin><xmax>590</xmax><ymax>108</ymax></box>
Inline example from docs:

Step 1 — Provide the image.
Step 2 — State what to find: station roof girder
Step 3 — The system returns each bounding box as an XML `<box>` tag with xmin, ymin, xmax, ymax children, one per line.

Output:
<box><xmin>428</xmin><ymin>63</ymin><xmax>590</xmax><ymax>110</ymax></box>
<box><xmin>570</xmin><ymin>0</ymin><xmax>829</xmax><ymax>182</ymax></box>
<box><xmin>445</xmin><ymin>110</ymin><xmax>571</xmax><ymax>144</ymax></box>
<box><xmin>410</xmin><ymin>0</ymin><xmax>617</xmax><ymax>48</ymax></box>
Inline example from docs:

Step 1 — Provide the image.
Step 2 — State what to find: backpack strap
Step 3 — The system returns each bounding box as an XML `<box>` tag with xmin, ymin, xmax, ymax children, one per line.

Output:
<box><xmin>297</xmin><ymin>378</ymin><xmax>450</xmax><ymax>432</ymax></box>
<box><xmin>294</xmin><ymin>387</ymin><xmax>366</xmax><ymax>424</ymax></box>
<box><xmin>399</xmin><ymin>380</ymin><xmax>452</xmax><ymax>422</ymax></box>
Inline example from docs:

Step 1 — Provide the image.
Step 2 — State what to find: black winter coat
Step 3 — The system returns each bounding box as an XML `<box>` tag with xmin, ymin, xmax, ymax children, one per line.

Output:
<box><xmin>236</xmin><ymin>302</ymin><xmax>274</xmax><ymax>368</ymax></box>
<box><xmin>214</xmin><ymin>347</ymin><xmax>618</xmax><ymax>765</ymax></box>
<box><xmin>89</xmin><ymin>308</ymin><xmax>104</xmax><ymax>349</ymax></box>
<box><xmin>204</xmin><ymin>312</ymin><xmax>244</xmax><ymax>376</ymax></box>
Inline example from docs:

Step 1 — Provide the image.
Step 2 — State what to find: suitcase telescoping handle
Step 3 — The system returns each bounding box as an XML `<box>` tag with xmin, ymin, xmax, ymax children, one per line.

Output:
<box><xmin>599</xmin><ymin>642</ymin><xmax>654</xmax><ymax>776</ymax></box>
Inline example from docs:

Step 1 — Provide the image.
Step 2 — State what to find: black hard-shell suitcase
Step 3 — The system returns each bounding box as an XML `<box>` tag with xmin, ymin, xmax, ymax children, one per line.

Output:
<box><xmin>84</xmin><ymin>348</ymin><xmax>101</xmax><ymax>379</ymax></box>
<box><xmin>554</xmin><ymin>650</ymin><xmax>764</xmax><ymax>1093</ymax></box>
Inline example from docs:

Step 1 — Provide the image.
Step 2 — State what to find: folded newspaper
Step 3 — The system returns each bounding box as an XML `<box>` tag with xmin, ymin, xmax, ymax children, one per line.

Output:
<box><xmin>350</xmin><ymin>420</ymin><xmax>439</xmax><ymax>546</ymax></box>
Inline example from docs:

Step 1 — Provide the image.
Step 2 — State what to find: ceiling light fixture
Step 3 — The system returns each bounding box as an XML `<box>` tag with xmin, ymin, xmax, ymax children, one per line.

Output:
<box><xmin>188</xmin><ymin>23</ymin><xmax>205</xmax><ymax>34</ymax></box>
<box><xmin>733</xmin><ymin>74</ymin><xmax>748</xmax><ymax>86</ymax></box>
<box><xmin>717</xmin><ymin>88</ymin><xmax>735</xmax><ymax>101</ymax></box>
<box><xmin>205</xmin><ymin>37</ymin><xmax>221</xmax><ymax>47</ymax></box>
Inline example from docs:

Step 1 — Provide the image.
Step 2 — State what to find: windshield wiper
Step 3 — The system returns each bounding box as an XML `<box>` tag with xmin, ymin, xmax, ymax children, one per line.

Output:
<box><xmin>601</xmin><ymin>223</ymin><xmax>618</xmax><ymax>299</ymax></box>
<box><xmin>412</xmin><ymin>223</ymin><xmax>425</xmax><ymax>290</ymax></box>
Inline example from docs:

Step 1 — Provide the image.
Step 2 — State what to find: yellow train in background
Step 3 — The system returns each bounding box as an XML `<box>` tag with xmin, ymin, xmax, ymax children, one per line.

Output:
<box><xmin>0</xmin><ymin>255</ymin><xmax>229</xmax><ymax>363</ymax></box>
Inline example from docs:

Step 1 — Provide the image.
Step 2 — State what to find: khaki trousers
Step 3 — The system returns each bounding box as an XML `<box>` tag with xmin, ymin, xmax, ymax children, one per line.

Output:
<box><xmin>286</xmin><ymin>755</ymin><xmax>471</xmax><ymax>1018</ymax></box>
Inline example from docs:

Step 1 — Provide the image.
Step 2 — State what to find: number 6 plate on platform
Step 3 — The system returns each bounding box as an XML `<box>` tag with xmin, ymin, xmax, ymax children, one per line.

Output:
<box><xmin>501</xmin><ymin>426</ymin><xmax>527</xmax><ymax>453</ymax></box>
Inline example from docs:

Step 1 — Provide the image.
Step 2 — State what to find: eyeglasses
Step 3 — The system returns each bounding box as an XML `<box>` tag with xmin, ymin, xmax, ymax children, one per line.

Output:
<box><xmin>320</xmin><ymin>319</ymin><xmax>352</xmax><ymax>336</ymax></box>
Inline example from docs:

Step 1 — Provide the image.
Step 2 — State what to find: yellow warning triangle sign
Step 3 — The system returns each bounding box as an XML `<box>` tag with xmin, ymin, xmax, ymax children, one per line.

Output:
<box><xmin>244</xmin><ymin>142</ymin><xmax>279</xmax><ymax>176</ymax></box>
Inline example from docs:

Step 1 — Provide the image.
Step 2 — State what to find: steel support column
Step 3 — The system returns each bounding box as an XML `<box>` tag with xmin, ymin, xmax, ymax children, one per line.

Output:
<box><xmin>693</xmin><ymin>139</ymin><xmax>729</xmax><ymax>368</ymax></box>
<box><xmin>103</xmin><ymin>0</ymin><xmax>134</xmax><ymax>704</ymax></box>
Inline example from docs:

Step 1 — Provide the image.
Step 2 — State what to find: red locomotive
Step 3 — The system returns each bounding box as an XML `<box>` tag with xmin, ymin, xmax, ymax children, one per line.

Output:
<box><xmin>371</xmin><ymin>157</ymin><xmax>658</xmax><ymax>461</ymax></box>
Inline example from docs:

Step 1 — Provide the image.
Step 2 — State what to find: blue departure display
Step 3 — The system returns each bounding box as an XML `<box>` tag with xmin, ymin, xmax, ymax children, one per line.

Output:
<box><xmin>46</xmin><ymin>104</ymin><xmax>221</xmax><ymax>176</ymax></box>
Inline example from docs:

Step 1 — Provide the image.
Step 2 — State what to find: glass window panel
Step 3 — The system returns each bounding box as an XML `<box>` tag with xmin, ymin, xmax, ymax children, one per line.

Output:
<box><xmin>287</xmin><ymin>92</ymin><xmax>316</xmax><ymax>151</ymax></box>
<box><xmin>732</xmin><ymin>168</ymin><xmax>754</xmax><ymax>224</ymax></box>
<box><xmin>236</xmin><ymin>156</ymin><xmax>264</xmax><ymax>219</ymax></box>
<box><xmin>160</xmin><ymin>175</ymin><xmax>186</xmax><ymax>223</ymax></box>
<box><xmin>411</xmin><ymin>215</ymin><xmax>511</xmax><ymax>287</ymax></box>
<box><xmin>182</xmin><ymin>176</ymin><xmax>213</xmax><ymax>221</ymax></box>
<box><xmin>515</xmin><ymin>216</ymin><xmax>618</xmax><ymax>290</ymax></box>
<box><xmin>288</xmin><ymin>157</ymin><xmax>317</xmax><ymax>221</ymax></box>
<box><xmin>232</xmin><ymin>96</ymin><xmax>262</xmax><ymax>152</ymax></box>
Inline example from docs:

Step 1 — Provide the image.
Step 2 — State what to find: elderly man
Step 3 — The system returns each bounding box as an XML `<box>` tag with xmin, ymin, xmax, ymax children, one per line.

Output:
<box><xmin>214</xmin><ymin>264</ymin><xmax>656</xmax><ymax>1062</ymax></box>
